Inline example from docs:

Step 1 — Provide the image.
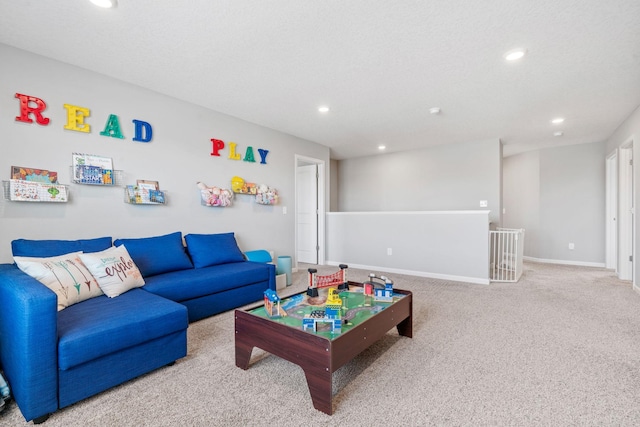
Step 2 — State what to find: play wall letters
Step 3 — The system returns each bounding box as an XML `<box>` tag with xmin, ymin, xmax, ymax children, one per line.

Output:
<box><xmin>210</xmin><ymin>138</ymin><xmax>269</xmax><ymax>165</ymax></box>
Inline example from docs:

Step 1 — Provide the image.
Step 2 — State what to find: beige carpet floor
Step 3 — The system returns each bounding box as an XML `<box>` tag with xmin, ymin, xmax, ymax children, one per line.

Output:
<box><xmin>3</xmin><ymin>262</ymin><xmax>640</xmax><ymax>426</ymax></box>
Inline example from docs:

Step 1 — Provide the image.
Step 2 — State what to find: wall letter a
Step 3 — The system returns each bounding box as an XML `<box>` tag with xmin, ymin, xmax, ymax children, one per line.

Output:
<box><xmin>99</xmin><ymin>114</ymin><xmax>125</xmax><ymax>139</ymax></box>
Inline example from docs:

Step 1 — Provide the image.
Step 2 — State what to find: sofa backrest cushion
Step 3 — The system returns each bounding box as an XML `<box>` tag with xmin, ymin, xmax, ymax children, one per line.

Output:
<box><xmin>13</xmin><ymin>251</ymin><xmax>104</xmax><ymax>310</ymax></box>
<box><xmin>79</xmin><ymin>245</ymin><xmax>146</xmax><ymax>297</ymax></box>
<box><xmin>11</xmin><ymin>236</ymin><xmax>113</xmax><ymax>258</ymax></box>
<box><xmin>113</xmin><ymin>231</ymin><xmax>193</xmax><ymax>277</ymax></box>
<box><xmin>185</xmin><ymin>232</ymin><xmax>245</xmax><ymax>268</ymax></box>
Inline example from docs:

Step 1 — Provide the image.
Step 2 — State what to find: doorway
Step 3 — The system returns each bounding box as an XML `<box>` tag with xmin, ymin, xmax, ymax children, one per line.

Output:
<box><xmin>295</xmin><ymin>156</ymin><xmax>325</xmax><ymax>266</ymax></box>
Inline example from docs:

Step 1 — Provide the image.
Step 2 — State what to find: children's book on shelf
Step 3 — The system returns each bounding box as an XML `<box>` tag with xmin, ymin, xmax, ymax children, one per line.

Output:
<box><xmin>149</xmin><ymin>190</ymin><xmax>165</xmax><ymax>204</ymax></box>
<box><xmin>9</xmin><ymin>179</ymin><xmax>68</xmax><ymax>202</ymax></box>
<box><xmin>136</xmin><ymin>180</ymin><xmax>159</xmax><ymax>203</ymax></box>
<box><xmin>72</xmin><ymin>153</ymin><xmax>114</xmax><ymax>185</ymax></box>
<box><xmin>125</xmin><ymin>182</ymin><xmax>164</xmax><ymax>204</ymax></box>
<box><xmin>11</xmin><ymin>166</ymin><xmax>58</xmax><ymax>183</ymax></box>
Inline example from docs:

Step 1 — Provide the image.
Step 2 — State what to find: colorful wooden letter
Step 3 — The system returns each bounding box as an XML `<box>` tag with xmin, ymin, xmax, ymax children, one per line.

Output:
<box><xmin>15</xmin><ymin>93</ymin><xmax>50</xmax><ymax>125</ymax></box>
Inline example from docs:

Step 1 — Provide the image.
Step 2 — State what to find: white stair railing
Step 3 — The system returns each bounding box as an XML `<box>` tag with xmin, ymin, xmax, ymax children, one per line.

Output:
<box><xmin>490</xmin><ymin>228</ymin><xmax>525</xmax><ymax>282</ymax></box>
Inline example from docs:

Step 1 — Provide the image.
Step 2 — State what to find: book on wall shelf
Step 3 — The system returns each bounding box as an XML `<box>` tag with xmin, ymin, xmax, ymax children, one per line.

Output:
<box><xmin>11</xmin><ymin>166</ymin><xmax>58</xmax><ymax>184</ymax></box>
<box><xmin>3</xmin><ymin>165</ymin><xmax>68</xmax><ymax>202</ymax></box>
<box><xmin>124</xmin><ymin>181</ymin><xmax>166</xmax><ymax>205</ymax></box>
<box><xmin>3</xmin><ymin>179</ymin><xmax>68</xmax><ymax>202</ymax></box>
<box><xmin>71</xmin><ymin>153</ymin><xmax>120</xmax><ymax>186</ymax></box>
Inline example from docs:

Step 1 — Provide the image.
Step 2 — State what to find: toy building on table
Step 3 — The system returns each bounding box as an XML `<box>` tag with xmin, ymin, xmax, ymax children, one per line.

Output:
<box><xmin>263</xmin><ymin>289</ymin><xmax>286</xmax><ymax>318</ymax></box>
<box><xmin>363</xmin><ymin>273</ymin><xmax>394</xmax><ymax>302</ymax></box>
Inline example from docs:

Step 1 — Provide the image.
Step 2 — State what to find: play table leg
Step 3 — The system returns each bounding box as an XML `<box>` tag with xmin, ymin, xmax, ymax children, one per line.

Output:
<box><xmin>235</xmin><ymin>341</ymin><xmax>253</xmax><ymax>370</ymax></box>
<box><xmin>395</xmin><ymin>291</ymin><xmax>413</xmax><ymax>338</ymax></box>
<box><xmin>396</xmin><ymin>314</ymin><xmax>413</xmax><ymax>338</ymax></box>
<box><xmin>303</xmin><ymin>365</ymin><xmax>333</xmax><ymax>415</ymax></box>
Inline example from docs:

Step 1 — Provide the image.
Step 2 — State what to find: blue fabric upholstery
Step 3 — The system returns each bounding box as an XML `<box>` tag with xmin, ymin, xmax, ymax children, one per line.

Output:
<box><xmin>244</xmin><ymin>249</ymin><xmax>273</xmax><ymax>263</ymax></box>
<box><xmin>58</xmin><ymin>289</ymin><xmax>188</xmax><ymax>370</ymax></box>
<box><xmin>59</xmin><ymin>330</ymin><xmax>186</xmax><ymax>408</ymax></box>
<box><xmin>0</xmin><ymin>263</ymin><xmax>188</xmax><ymax>422</ymax></box>
<box><xmin>143</xmin><ymin>261</ymin><xmax>274</xmax><ymax>302</ymax></box>
<box><xmin>114</xmin><ymin>231</ymin><xmax>193</xmax><ymax>277</ymax></box>
<box><xmin>185</xmin><ymin>232</ymin><xmax>245</xmax><ymax>268</ymax></box>
<box><xmin>181</xmin><ymin>280</ymin><xmax>274</xmax><ymax>322</ymax></box>
<box><xmin>0</xmin><ymin>233</ymin><xmax>274</xmax><ymax>422</ymax></box>
<box><xmin>0</xmin><ymin>264</ymin><xmax>58</xmax><ymax>422</ymax></box>
<box><xmin>11</xmin><ymin>236</ymin><xmax>112</xmax><ymax>258</ymax></box>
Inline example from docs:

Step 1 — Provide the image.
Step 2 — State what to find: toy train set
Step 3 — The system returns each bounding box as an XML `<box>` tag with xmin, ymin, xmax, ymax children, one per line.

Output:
<box><xmin>261</xmin><ymin>264</ymin><xmax>398</xmax><ymax>335</ymax></box>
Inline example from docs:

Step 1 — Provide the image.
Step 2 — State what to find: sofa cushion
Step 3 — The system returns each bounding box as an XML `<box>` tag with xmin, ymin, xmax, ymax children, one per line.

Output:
<box><xmin>184</xmin><ymin>232</ymin><xmax>245</xmax><ymax>268</ymax></box>
<box><xmin>79</xmin><ymin>245</ymin><xmax>145</xmax><ymax>297</ymax></box>
<box><xmin>143</xmin><ymin>261</ymin><xmax>272</xmax><ymax>302</ymax></box>
<box><xmin>244</xmin><ymin>250</ymin><xmax>272</xmax><ymax>263</ymax></box>
<box><xmin>13</xmin><ymin>252</ymin><xmax>104</xmax><ymax>311</ymax></box>
<box><xmin>113</xmin><ymin>231</ymin><xmax>193</xmax><ymax>277</ymax></box>
<box><xmin>11</xmin><ymin>236</ymin><xmax>112</xmax><ymax>258</ymax></box>
<box><xmin>57</xmin><ymin>288</ymin><xmax>188</xmax><ymax>370</ymax></box>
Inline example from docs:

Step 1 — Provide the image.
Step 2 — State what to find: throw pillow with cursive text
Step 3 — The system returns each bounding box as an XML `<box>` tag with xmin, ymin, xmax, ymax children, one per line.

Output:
<box><xmin>79</xmin><ymin>245</ymin><xmax>145</xmax><ymax>297</ymax></box>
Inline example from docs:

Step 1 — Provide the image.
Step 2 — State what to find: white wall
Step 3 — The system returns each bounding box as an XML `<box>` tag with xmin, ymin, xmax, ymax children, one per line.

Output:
<box><xmin>503</xmin><ymin>151</ymin><xmax>540</xmax><ymax>257</ymax></box>
<box><xmin>329</xmin><ymin>159</ymin><xmax>339</xmax><ymax>211</ymax></box>
<box><xmin>605</xmin><ymin>104</ymin><xmax>640</xmax><ymax>285</ymax></box>
<box><xmin>336</xmin><ymin>138</ymin><xmax>503</xmax><ymax>224</ymax></box>
<box><xmin>503</xmin><ymin>141</ymin><xmax>606</xmax><ymax>266</ymax></box>
<box><xmin>0</xmin><ymin>44</ymin><xmax>330</xmax><ymax>263</ymax></box>
<box><xmin>326</xmin><ymin>211</ymin><xmax>491</xmax><ymax>284</ymax></box>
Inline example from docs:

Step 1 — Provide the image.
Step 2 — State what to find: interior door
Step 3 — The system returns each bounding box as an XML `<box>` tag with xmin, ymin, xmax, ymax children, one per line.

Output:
<box><xmin>296</xmin><ymin>164</ymin><xmax>318</xmax><ymax>264</ymax></box>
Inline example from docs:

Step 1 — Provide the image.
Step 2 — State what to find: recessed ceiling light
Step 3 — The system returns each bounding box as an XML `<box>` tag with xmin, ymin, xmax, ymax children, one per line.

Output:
<box><xmin>318</xmin><ymin>106</ymin><xmax>330</xmax><ymax>113</ymax></box>
<box><xmin>551</xmin><ymin>117</ymin><xmax>565</xmax><ymax>124</ymax></box>
<box><xmin>90</xmin><ymin>0</ymin><xmax>117</xmax><ymax>7</ymax></box>
<box><xmin>504</xmin><ymin>48</ymin><xmax>527</xmax><ymax>61</ymax></box>
<box><xmin>554</xmin><ymin>131</ymin><xmax>564</xmax><ymax>137</ymax></box>
<box><xmin>429</xmin><ymin>107</ymin><xmax>441</xmax><ymax>115</ymax></box>
<box><xmin>378</xmin><ymin>145</ymin><xmax>386</xmax><ymax>151</ymax></box>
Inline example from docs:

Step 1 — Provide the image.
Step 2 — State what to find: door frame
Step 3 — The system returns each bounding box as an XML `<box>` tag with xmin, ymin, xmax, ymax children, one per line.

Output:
<box><xmin>605</xmin><ymin>149</ymin><xmax>618</xmax><ymax>271</ymax></box>
<box><xmin>618</xmin><ymin>140</ymin><xmax>634</xmax><ymax>282</ymax></box>
<box><xmin>295</xmin><ymin>155</ymin><xmax>326</xmax><ymax>266</ymax></box>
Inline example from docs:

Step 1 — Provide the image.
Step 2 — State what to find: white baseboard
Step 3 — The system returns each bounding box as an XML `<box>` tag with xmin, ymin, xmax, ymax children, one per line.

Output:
<box><xmin>325</xmin><ymin>261</ymin><xmax>490</xmax><ymax>285</ymax></box>
<box><xmin>523</xmin><ymin>256</ymin><xmax>605</xmax><ymax>268</ymax></box>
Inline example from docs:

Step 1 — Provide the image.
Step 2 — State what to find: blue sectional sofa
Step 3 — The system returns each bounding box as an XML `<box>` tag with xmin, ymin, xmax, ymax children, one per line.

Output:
<box><xmin>0</xmin><ymin>231</ymin><xmax>275</xmax><ymax>423</ymax></box>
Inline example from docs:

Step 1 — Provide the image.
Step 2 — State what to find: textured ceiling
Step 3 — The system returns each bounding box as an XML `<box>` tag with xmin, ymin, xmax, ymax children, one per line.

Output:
<box><xmin>1</xmin><ymin>1</ymin><xmax>639</xmax><ymax>159</ymax></box>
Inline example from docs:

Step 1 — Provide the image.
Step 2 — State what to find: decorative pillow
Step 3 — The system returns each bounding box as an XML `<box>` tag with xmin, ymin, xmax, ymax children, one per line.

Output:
<box><xmin>113</xmin><ymin>231</ymin><xmax>193</xmax><ymax>277</ymax></box>
<box><xmin>185</xmin><ymin>232</ymin><xmax>245</xmax><ymax>268</ymax></box>
<box><xmin>14</xmin><ymin>252</ymin><xmax>104</xmax><ymax>311</ymax></box>
<box><xmin>79</xmin><ymin>245</ymin><xmax>145</xmax><ymax>298</ymax></box>
<box><xmin>11</xmin><ymin>236</ymin><xmax>112</xmax><ymax>258</ymax></box>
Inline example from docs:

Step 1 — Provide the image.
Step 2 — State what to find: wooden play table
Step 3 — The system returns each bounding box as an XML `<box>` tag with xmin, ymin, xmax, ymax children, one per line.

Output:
<box><xmin>234</xmin><ymin>281</ymin><xmax>412</xmax><ymax>414</ymax></box>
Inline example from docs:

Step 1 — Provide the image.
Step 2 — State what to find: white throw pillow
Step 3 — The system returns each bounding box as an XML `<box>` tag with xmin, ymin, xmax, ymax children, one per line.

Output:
<box><xmin>79</xmin><ymin>245</ymin><xmax>145</xmax><ymax>297</ymax></box>
<box><xmin>14</xmin><ymin>251</ymin><xmax>103</xmax><ymax>311</ymax></box>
